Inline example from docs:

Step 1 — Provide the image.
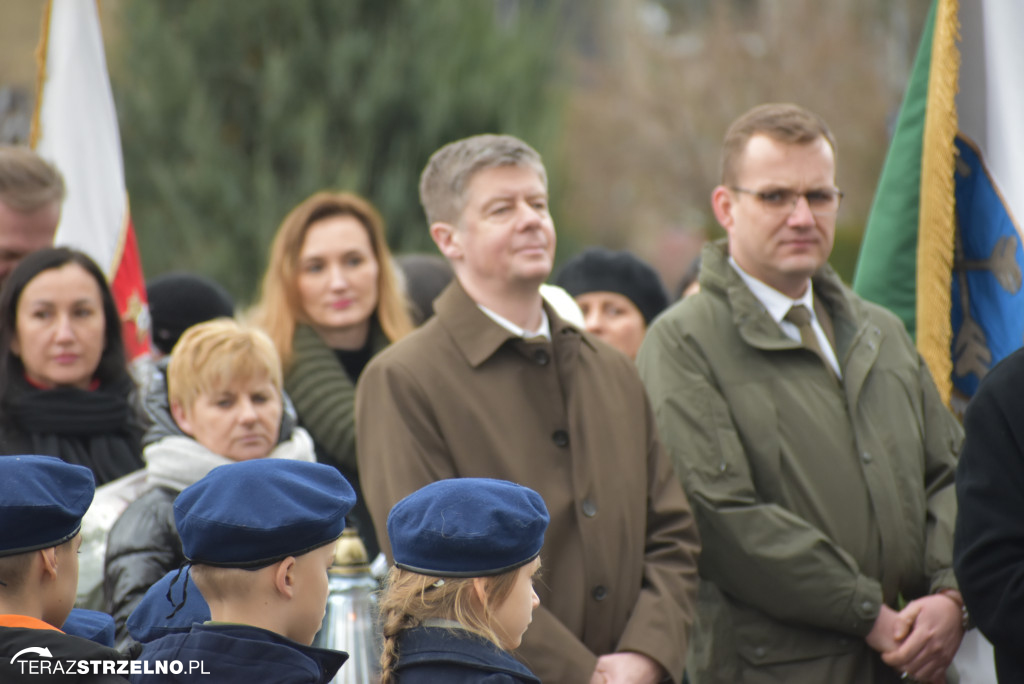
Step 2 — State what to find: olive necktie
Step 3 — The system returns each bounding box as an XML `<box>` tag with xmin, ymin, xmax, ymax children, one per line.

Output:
<box><xmin>785</xmin><ymin>304</ymin><xmax>838</xmax><ymax>380</ymax></box>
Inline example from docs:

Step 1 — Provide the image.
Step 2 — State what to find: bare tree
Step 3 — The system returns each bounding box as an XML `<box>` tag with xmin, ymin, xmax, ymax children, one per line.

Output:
<box><xmin>560</xmin><ymin>0</ymin><xmax>930</xmax><ymax>288</ymax></box>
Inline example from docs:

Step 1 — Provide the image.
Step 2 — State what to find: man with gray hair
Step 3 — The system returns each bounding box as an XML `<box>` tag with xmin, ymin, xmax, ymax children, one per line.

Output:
<box><xmin>0</xmin><ymin>146</ymin><xmax>64</xmax><ymax>286</ymax></box>
<box><xmin>357</xmin><ymin>134</ymin><xmax>700</xmax><ymax>684</ymax></box>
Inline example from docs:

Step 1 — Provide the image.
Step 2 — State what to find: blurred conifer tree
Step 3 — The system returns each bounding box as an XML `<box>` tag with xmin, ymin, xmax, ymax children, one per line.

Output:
<box><xmin>113</xmin><ymin>0</ymin><xmax>565</xmax><ymax>301</ymax></box>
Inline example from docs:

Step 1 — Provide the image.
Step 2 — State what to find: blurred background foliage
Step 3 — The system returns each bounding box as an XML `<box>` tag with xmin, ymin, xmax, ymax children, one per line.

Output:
<box><xmin>1</xmin><ymin>0</ymin><xmax>931</xmax><ymax>302</ymax></box>
<box><xmin>559</xmin><ymin>0</ymin><xmax>931</xmax><ymax>289</ymax></box>
<box><xmin>111</xmin><ymin>0</ymin><xmax>567</xmax><ymax>302</ymax></box>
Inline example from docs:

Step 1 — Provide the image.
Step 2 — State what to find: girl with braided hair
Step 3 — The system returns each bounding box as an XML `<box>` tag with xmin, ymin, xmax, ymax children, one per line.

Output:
<box><xmin>378</xmin><ymin>478</ymin><xmax>549</xmax><ymax>683</ymax></box>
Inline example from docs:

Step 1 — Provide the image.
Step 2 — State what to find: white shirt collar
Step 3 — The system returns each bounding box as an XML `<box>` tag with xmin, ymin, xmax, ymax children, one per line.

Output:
<box><xmin>728</xmin><ymin>256</ymin><xmax>815</xmax><ymax>325</ymax></box>
<box><xmin>478</xmin><ymin>304</ymin><xmax>551</xmax><ymax>340</ymax></box>
<box><xmin>728</xmin><ymin>257</ymin><xmax>841</xmax><ymax>376</ymax></box>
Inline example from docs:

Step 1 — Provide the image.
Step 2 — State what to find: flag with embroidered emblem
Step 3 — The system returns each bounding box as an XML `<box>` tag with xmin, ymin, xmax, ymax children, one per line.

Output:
<box><xmin>853</xmin><ymin>0</ymin><xmax>1024</xmax><ymax>415</ymax></box>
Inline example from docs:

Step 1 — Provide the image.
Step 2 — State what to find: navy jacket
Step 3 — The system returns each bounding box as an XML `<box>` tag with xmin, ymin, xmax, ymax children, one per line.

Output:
<box><xmin>394</xmin><ymin>626</ymin><xmax>540</xmax><ymax>683</ymax></box>
<box><xmin>129</xmin><ymin>623</ymin><xmax>347</xmax><ymax>683</ymax></box>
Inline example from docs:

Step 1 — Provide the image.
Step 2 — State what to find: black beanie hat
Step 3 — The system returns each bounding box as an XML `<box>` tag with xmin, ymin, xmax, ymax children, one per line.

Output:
<box><xmin>555</xmin><ymin>247</ymin><xmax>669</xmax><ymax>324</ymax></box>
<box><xmin>397</xmin><ymin>253</ymin><xmax>453</xmax><ymax>325</ymax></box>
<box><xmin>147</xmin><ymin>272</ymin><xmax>235</xmax><ymax>355</ymax></box>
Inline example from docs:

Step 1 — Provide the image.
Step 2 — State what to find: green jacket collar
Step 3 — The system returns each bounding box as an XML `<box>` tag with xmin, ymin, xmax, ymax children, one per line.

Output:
<box><xmin>699</xmin><ymin>239</ymin><xmax>864</xmax><ymax>359</ymax></box>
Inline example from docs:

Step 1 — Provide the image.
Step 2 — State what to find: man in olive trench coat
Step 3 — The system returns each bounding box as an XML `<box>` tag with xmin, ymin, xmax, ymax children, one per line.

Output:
<box><xmin>356</xmin><ymin>134</ymin><xmax>700</xmax><ymax>684</ymax></box>
<box><xmin>637</xmin><ymin>103</ymin><xmax>965</xmax><ymax>684</ymax></box>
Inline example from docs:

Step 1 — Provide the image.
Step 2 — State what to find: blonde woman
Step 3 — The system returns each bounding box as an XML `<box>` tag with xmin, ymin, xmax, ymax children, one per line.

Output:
<box><xmin>103</xmin><ymin>319</ymin><xmax>315</xmax><ymax>646</ymax></box>
<box><xmin>252</xmin><ymin>191</ymin><xmax>412</xmax><ymax>559</ymax></box>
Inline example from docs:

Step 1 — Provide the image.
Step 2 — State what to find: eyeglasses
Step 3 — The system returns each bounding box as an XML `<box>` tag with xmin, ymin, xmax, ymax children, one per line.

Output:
<box><xmin>730</xmin><ymin>186</ymin><xmax>844</xmax><ymax>216</ymax></box>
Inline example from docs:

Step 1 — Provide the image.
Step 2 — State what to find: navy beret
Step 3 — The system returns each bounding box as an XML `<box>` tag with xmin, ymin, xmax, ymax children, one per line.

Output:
<box><xmin>555</xmin><ymin>247</ymin><xmax>670</xmax><ymax>324</ymax></box>
<box><xmin>387</xmin><ymin>478</ymin><xmax>549</xmax><ymax>577</ymax></box>
<box><xmin>61</xmin><ymin>609</ymin><xmax>116</xmax><ymax>648</ymax></box>
<box><xmin>174</xmin><ymin>459</ymin><xmax>356</xmax><ymax>568</ymax></box>
<box><xmin>127</xmin><ymin>568</ymin><xmax>210</xmax><ymax>643</ymax></box>
<box><xmin>0</xmin><ymin>455</ymin><xmax>94</xmax><ymax>557</ymax></box>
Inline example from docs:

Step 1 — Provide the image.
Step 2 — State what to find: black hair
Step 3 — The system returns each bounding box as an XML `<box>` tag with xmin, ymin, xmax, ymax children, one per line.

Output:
<box><xmin>0</xmin><ymin>247</ymin><xmax>131</xmax><ymax>399</ymax></box>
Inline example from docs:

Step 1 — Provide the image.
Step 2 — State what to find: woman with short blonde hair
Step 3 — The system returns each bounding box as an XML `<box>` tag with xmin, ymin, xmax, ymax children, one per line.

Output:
<box><xmin>104</xmin><ymin>319</ymin><xmax>316</xmax><ymax>646</ymax></box>
<box><xmin>166</xmin><ymin>318</ymin><xmax>282</xmax><ymax>413</ymax></box>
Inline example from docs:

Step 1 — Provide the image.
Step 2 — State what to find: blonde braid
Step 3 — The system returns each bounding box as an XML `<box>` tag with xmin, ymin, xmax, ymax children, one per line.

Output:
<box><xmin>376</xmin><ymin>566</ymin><xmax>520</xmax><ymax>680</ymax></box>
<box><xmin>379</xmin><ymin>609</ymin><xmax>419</xmax><ymax>684</ymax></box>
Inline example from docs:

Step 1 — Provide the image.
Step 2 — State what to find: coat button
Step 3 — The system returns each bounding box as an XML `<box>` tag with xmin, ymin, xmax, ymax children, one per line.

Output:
<box><xmin>754</xmin><ymin>646</ymin><xmax>766</xmax><ymax>659</ymax></box>
<box><xmin>582</xmin><ymin>499</ymin><xmax>597</xmax><ymax>517</ymax></box>
<box><xmin>552</xmin><ymin>430</ymin><xmax>569</xmax><ymax>448</ymax></box>
<box><xmin>592</xmin><ymin>585</ymin><xmax>607</xmax><ymax>601</ymax></box>
<box><xmin>533</xmin><ymin>349</ymin><xmax>550</xmax><ymax>365</ymax></box>
<box><xmin>861</xmin><ymin>601</ymin><xmax>874</xmax><ymax>612</ymax></box>
<box><xmin>861</xmin><ymin>452</ymin><xmax>872</xmax><ymax>463</ymax></box>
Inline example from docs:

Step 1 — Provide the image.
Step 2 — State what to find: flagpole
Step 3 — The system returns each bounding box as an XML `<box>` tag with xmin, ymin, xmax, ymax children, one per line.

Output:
<box><xmin>915</xmin><ymin>0</ymin><xmax>960</xmax><ymax>405</ymax></box>
<box><xmin>29</xmin><ymin>0</ymin><xmax>53</xmax><ymax>149</ymax></box>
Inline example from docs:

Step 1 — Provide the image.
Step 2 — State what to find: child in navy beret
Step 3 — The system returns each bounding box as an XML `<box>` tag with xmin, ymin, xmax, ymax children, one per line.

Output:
<box><xmin>0</xmin><ymin>455</ymin><xmax>130</xmax><ymax>682</ymax></box>
<box><xmin>379</xmin><ymin>478</ymin><xmax>550</xmax><ymax>684</ymax></box>
<box><xmin>130</xmin><ymin>459</ymin><xmax>356</xmax><ymax>683</ymax></box>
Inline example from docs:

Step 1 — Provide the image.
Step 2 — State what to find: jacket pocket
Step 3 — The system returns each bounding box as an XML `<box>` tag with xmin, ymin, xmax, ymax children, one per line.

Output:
<box><xmin>731</xmin><ymin>601</ymin><xmax>856</xmax><ymax>667</ymax></box>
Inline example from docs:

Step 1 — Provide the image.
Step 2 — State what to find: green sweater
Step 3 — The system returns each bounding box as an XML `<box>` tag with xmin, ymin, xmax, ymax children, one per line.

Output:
<box><xmin>284</xmin><ymin>322</ymin><xmax>388</xmax><ymax>472</ymax></box>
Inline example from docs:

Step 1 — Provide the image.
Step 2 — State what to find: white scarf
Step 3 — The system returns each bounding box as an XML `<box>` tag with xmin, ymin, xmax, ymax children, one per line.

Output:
<box><xmin>143</xmin><ymin>427</ymin><xmax>316</xmax><ymax>493</ymax></box>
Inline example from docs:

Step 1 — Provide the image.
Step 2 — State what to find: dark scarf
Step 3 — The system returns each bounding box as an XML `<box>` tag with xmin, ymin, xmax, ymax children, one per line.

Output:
<box><xmin>1</xmin><ymin>376</ymin><xmax>144</xmax><ymax>486</ymax></box>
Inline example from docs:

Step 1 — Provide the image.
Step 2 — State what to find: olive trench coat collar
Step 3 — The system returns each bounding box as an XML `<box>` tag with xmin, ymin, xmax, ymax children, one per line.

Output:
<box><xmin>701</xmin><ymin>240</ymin><xmax>884</xmax><ymax>413</ymax></box>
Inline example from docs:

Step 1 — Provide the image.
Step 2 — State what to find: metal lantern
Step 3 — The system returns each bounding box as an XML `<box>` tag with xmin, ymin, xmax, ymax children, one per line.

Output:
<box><xmin>313</xmin><ymin>528</ymin><xmax>382</xmax><ymax>683</ymax></box>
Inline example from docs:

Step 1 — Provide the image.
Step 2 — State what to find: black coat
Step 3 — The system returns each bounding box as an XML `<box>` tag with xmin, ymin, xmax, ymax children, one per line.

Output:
<box><xmin>103</xmin><ymin>487</ymin><xmax>182</xmax><ymax>649</ymax></box>
<box><xmin>394</xmin><ymin>627</ymin><xmax>541</xmax><ymax>683</ymax></box>
<box><xmin>954</xmin><ymin>346</ymin><xmax>1024</xmax><ymax>682</ymax></box>
<box><xmin>0</xmin><ymin>621</ymin><xmax>130</xmax><ymax>683</ymax></box>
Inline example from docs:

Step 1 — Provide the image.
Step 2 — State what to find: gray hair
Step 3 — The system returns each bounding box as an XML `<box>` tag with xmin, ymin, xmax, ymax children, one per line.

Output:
<box><xmin>0</xmin><ymin>146</ymin><xmax>65</xmax><ymax>212</ymax></box>
<box><xmin>419</xmin><ymin>134</ymin><xmax>547</xmax><ymax>226</ymax></box>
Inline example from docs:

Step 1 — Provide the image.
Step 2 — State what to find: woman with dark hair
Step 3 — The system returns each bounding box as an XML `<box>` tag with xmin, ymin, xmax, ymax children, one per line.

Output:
<box><xmin>251</xmin><ymin>191</ymin><xmax>413</xmax><ymax>559</ymax></box>
<box><xmin>0</xmin><ymin>247</ymin><xmax>145</xmax><ymax>485</ymax></box>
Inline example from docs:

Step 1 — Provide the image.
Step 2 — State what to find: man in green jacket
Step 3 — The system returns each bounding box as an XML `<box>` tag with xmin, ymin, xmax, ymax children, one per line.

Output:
<box><xmin>637</xmin><ymin>103</ymin><xmax>965</xmax><ymax>684</ymax></box>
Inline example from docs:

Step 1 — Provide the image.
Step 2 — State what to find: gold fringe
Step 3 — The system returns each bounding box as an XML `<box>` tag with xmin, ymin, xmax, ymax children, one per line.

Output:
<box><xmin>916</xmin><ymin>0</ymin><xmax>960</xmax><ymax>406</ymax></box>
<box><xmin>29</xmin><ymin>0</ymin><xmax>53</xmax><ymax>149</ymax></box>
